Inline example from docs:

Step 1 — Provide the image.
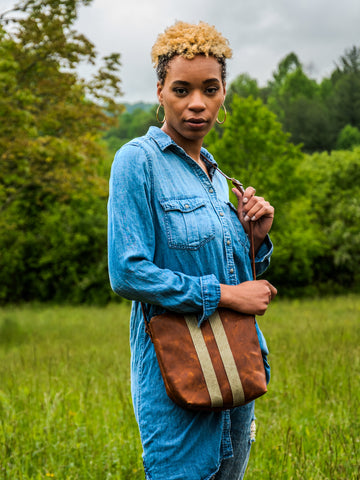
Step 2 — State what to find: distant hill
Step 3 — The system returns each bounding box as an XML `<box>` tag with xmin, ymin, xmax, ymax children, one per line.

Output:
<box><xmin>123</xmin><ymin>102</ymin><xmax>155</xmax><ymax>113</ymax></box>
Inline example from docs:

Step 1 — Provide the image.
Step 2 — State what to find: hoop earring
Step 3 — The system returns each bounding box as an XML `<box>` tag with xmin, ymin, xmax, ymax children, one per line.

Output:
<box><xmin>216</xmin><ymin>103</ymin><xmax>227</xmax><ymax>124</ymax></box>
<box><xmin>156</xmin><ymin>104</ymin><xmax>165</xmax><ymax>124</ymax></box>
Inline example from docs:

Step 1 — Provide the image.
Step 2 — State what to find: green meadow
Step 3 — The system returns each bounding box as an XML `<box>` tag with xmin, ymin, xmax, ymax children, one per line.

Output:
<box><xmin>0</xmin><ymin>296</ymin><xmax>359</xmax><ymax>479</ymax></box>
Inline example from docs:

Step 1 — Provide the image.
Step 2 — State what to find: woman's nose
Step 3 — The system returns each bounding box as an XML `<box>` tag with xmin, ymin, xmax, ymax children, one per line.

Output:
<box><xmin>188</xmin><ymin>91</ymin><xmax>206</xmax><ymax>111</ymax></box>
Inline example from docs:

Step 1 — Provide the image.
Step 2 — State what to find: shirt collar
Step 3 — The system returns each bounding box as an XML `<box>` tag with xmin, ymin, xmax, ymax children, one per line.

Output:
<box><xmin>147</xmin><ymin>126</ymin><xmax>174</xmax><ymax>151</ymax></box>
<box><xmin>146</xmin><ymin>126</ymin><xmax>218</xmax><ymax>172</ymax></box>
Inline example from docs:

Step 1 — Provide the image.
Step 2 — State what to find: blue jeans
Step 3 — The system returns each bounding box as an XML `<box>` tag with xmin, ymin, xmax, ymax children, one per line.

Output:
<box><xmin>212</xmin><ymin>402</ymin><xmax>255</xmax><ymax>480</ymax></box>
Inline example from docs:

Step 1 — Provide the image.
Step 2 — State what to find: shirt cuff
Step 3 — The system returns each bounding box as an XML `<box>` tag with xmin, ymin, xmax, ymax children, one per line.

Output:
<box><xmin>198</xmin><ymin>274</ymin><xmax>221</xmax><ymax>326</ymax></box>
<box><xmin>255</xmin><ymin>235</ymin><xmax>273</xmax><ymax>276</ymax></box>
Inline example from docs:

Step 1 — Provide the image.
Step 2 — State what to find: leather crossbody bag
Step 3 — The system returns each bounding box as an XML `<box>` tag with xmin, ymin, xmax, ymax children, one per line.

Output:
<box><xmin>141</xmin><ymin>169</ymin><xmax>267</xmax><ymax>411</ymax></box>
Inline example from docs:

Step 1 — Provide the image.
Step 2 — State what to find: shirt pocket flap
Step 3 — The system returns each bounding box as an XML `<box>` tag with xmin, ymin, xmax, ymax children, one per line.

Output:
<box><xmin>160</xmin><ymin>198</ymin><xmax>206</xmax><ymax>213</ymax></box>
<box><xmin>159</xmin><ymin>197</ymin><xmax>215</xmax><ymax>250</ymax></box>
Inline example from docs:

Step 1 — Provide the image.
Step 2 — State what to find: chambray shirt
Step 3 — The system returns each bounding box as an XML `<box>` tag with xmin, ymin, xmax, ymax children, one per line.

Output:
<box><xmin>108</xmin><ymin>127</ymin><xmax>273</xmax><ymax>480</ymax></box>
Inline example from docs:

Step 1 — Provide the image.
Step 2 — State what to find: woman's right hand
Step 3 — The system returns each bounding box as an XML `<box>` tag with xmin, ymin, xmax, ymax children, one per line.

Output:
<box><xmin>219</xmin><ymin>280</ymin><xmax>277</xmax><ymax>316</ymax></box>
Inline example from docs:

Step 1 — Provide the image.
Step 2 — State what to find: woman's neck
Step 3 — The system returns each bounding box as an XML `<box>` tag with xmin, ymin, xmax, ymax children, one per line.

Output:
<box><xmin>161</xmin><ymin>125</ymin><xmax>203</xmax><ymax>162</ymax></box>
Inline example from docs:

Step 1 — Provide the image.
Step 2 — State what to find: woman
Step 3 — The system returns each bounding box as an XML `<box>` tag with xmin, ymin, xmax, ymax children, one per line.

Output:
<box><xmin>108</xmin><ymin>21</ymin><xmax>277</xmax><ymax>480</ymax></box>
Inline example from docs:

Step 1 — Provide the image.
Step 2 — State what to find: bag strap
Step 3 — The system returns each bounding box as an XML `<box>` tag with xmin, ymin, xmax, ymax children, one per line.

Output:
<box><xmin>208</xmin><ymin>162</ymin><xmax>256</xmax><ymax>280</ymax></box>
<box><xmin>141</xmin><ymin>302</ymin><xmax>151</xmax><ymax>335</ymax></box>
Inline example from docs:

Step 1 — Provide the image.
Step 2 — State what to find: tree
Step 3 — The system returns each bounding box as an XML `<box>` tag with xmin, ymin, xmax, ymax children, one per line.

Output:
<box><xmin>264</xmin><ymin>53</ymin><xmax>335</xmax><ymax>152</ymax></box>
<box><xmin>329</xmin><ymin>46</ymin><xmax>360</xmax><ymax>132</ymax></box>
<box><xmin>299</xmin><ymin>148</ymin><xmax>360</xmax><ymax>289</ymax></box>
<box><xmin>282</xmin><ymin>97</ymin><xmax>335</xmax><ymax>152</ymax></box>
<box><xmin>224</xmin><ymin>73</ymin><xmax>260</xmax><ymax>109</ymax></box>
<box><xmin>330</xmin><ymin>73</ymin><xmax>360</xmax><ymax>131</ymax></box>
<box><xmin>270</xmin><ymin>52</ymin><xmax>301</xmax><ymax>88</ymax></box>
<box><xmin>336</xmin><ymin>124</ymin><xmax>360</xmax><ymax>150</ymax></box>
<box><xmin>0</xmin><ymin>0</ymin><xmax>123</xmax><ymax>303</ymax></box>
<box><xmin>334</xmin><ymin>45</ymin><xmax>360</xmax><ymax>75</ymax></box>
<box><xmin>103</xmin><ymin>105</ymin><xmax>157</xmax><ymax>153</ymax></box>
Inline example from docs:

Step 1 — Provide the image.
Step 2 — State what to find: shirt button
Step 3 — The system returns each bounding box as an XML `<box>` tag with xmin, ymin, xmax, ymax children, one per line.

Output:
<box><xmin>209</xmin><ymin>188</ymin><xmax>214</xmax><ymax>193</ymax></box>
<box><xmin>184</xmin><ymin>204</ymin><xmax>190</xmax><ymax>209</ymax></box>
<box><xmin>230</xmin><ymin>268</ymin><xmax>234</xmax><ymax>273</ymax></box>
<box><xmin>219</xmin><ymin>212</ymin><xmax>224</xmax><ymax>217</ymax></box>
<box><xmin>227</xmin><ymin>240</ymin><xmax>231</xmax><ymax>245</ymax></box>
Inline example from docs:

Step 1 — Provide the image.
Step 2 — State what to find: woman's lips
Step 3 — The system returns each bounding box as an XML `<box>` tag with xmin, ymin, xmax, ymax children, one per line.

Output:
<box><xmin>186</xmin><ymin>118</ymin><xmax>207</xmax><ymax>128</ymax></box>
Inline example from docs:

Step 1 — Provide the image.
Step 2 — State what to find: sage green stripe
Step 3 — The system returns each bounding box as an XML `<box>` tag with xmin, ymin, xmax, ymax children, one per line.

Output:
<box><xmin>209</xmin><ymin>311</ymin><xmax>245</xmax><ymax>405</ymax></box>
<box><xmin>184</xmin><ymin>315</ymin><xmax>223</xmax><ymax>408</ymax></box>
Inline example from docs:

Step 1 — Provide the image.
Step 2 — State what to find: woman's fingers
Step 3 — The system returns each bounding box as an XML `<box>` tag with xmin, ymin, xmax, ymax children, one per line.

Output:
<box><xmin>232</xmin><ymin>186</ymin><xmax>275</xmax><ymax>249</ymax></box>
<box><xmin>242</xmin><ymin>186</ymin><xmax>256</xmax><ymax>203</ymax></box>
<box><xmin>257</xmin><ymin>280</ymin><xmax>277</xmax><ymax>307</ymax></box>
<box><xmin>249</xmin><ymin>280</ymin><xmax>277</xmax><ymax>315</ymax></box>
<box><xmin>243</xmin><ymin>197</ymin><xmax>273</xmax><ymax>222</ymax></box>
<box><xmin>233</xmin><ymin>186</ymin><xmax>274</xmax><ymax>222</ymax></box>
<box><xmin>219</xmin><ymin>280</ymin><xmax>277</xmax><ymax>316</ymax></box>
<box><xmin>264</xmin><ymin>281</ymin><xmax>278</xmax><ymax>300</ymax></box>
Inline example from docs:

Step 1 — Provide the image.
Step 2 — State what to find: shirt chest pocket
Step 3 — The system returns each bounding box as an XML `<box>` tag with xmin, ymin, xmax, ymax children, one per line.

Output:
<box><xmin>226</xmin><ymin>201</ymin><xmax>250</xmax><ymax>250</ymax></box>
<box><xmin>160</xmin><ymin>197</ymin><xmax>216</xmax><ymax>250</ymax></box>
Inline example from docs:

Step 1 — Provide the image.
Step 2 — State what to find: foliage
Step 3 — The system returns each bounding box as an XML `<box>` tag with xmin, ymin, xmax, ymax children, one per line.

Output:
<box><xmin>0</xmin><ymin>297</ymin><xmax>359</xmax><ymax>478</ymax></box>
<box><xmin>271</xmin><ymin>52</ymin><xmax>302</xmax><ymax>85</ymax></box>
<box><xmin>123</xmin><ymin>102</ymin><xmax>155</xmax><ymax>114</ymax></box>
<box><xmin>335</xmin><ymin>45</ymin><xmax>360</xmax><ymax>74</ymax></box>
<box><xmin>329</xmin><ymin>71</ymin><xmax>360</xmax><ymax>132</ymax></box>
<box><xmin>224</xmin><ymin>73</ymin><xmax>260</xmax><ymax>109</ymax></box>
<box><xmin>336</xmin><ymin>124</ymin><xmax>360</xmax><ymax>150</ymax></box>
<box><xmin>0</xmin><ymin>0</ymin><xmax>123</xmax><ymax>303</ymax></box>
<box><xmin>280</xmin><ymin>96</ymin><xmax>335</xmax><ymax>153</ymax></box>
<box><xmin>298</xmin><ymin>148</ymin><xmax>360</xmax><ymax>289</ymax></box>
<box><xmin>103</xmin><ymin>104</ymin><xmax>157</xmax><ymax>152</ymax></box>
<box><xmin>0</xmin><ymin>1</ymin><xmax>359</xmax><ymax>303</ymax></box>
<box><xmin>255</xmin><ymin>47</ymin><xmax>360</xmax><ymax>153</ymax></box>
<box><xmin>265</xmin><ymin>53</ymin><xmax>335</xmax><ymax>152</ymax></box>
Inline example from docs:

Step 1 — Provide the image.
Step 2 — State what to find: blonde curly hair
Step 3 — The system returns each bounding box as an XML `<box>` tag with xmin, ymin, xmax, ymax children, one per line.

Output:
<box><xmin>151</xmin><ymin>21</ymin><xmax>232</xmax><ymax>84</ymax></box>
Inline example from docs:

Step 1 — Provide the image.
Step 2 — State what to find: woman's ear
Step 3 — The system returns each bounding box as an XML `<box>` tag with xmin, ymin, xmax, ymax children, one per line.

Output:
<box><xmin>157</xmin><ymin>81</ymin><xmax>163</xmax><ymax>103</ymax></box>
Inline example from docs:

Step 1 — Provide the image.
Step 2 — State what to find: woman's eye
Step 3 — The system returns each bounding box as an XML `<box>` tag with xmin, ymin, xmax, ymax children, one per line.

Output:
<box><xmin>206</xmin><ymin>86</ymin><xmax>219</xmax><ymax>94</ymax></box>
<box><xmin>173</xmin><ymin>88</ymin><xmax>187</xmax><ymax>95</ymax></box>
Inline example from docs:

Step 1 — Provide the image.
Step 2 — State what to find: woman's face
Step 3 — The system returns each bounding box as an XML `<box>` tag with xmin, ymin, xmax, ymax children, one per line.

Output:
<box><xmin>157</xmin><ymin>55</ymin><xmax>226</xmax><ymax>154</ymax></box>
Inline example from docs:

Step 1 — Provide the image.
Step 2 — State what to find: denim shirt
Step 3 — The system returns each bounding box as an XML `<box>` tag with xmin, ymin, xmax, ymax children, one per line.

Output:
<box><xmin>108</xmin><ymin>127</ymin><xmax>273</xmax><ymax>480</ymax></box>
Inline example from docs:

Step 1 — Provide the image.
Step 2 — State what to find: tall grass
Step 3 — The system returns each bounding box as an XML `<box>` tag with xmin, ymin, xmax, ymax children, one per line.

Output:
<box><xmin>0</xmin><ymin>304</ymin><xmax>142</xmax><ymax>479</ymax></box>
<box><xmin>250</xmin><ymin>295</ymin><xmax>360</xmax><ymax>479</ymax></box>
<box><xmin>0</xmin><ymin>296</ymin><xmax>359</xmax><ymax>479</ymax></box>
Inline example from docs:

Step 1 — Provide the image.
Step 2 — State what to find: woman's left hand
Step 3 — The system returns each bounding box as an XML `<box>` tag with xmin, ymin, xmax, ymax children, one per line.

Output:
<box><xmin>232</xmin><ymin>186</ymin><xmax>274</xmax><ymax>252</ymax></box>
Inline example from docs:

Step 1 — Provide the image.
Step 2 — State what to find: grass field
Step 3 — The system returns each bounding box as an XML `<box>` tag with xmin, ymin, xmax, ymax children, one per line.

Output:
<box><xmin>0</xmin><ymin>296</ymin><xmax>359</xmax><ymax>479</ymax></box>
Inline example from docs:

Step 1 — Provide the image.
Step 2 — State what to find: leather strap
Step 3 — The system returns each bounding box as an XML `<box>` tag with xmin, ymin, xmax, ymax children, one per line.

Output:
<box><xmin>141</xmin><ymin>302</ymin><xmax>151</xmax><ymax>331</ymax></box>
<box><xmin>209</xmin><ymin>162</ymin><xmax>256</xmax><ymax>280</ymax></box>
<box><xmin>232</xmin><ymin>182</ymin><xmax>256</xmax><ymax>280</ymax></box>
<box><xmin>198</xmin><ymin>154</ymin><xmax>256</xmax><ymax>279</ymax></box>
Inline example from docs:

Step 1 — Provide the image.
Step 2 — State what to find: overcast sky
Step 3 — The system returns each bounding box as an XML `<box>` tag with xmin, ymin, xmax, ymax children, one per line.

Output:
<box><xmin>2</xmin><ymin>0</ymin><xmax>360</xmax><ymax>104</ymax></box>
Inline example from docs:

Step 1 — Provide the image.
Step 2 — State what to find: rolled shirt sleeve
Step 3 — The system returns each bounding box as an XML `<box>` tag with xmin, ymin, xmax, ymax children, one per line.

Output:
<box><xmin>255</xmin><ymin>234</ymin><xmax>273</xmax><ymax>277</ymax></box>
<box><xmin>199</xmin><ymin>274</ymin><xmax>221</xmax><ymax>324</ymax></box>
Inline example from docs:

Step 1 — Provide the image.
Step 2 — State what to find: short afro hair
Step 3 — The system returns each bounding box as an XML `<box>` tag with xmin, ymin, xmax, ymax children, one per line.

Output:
<box><xmin>151</xmin><ymin>21</ymin><xmax>232</xmax><ymax>84</ymax></box>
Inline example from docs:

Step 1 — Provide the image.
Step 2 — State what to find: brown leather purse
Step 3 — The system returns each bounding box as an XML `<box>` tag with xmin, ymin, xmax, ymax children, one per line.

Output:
<box><xmin>141</xmin><ymin>173</ymin><xmax>268</xmax><ymax>411</ymax></box>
